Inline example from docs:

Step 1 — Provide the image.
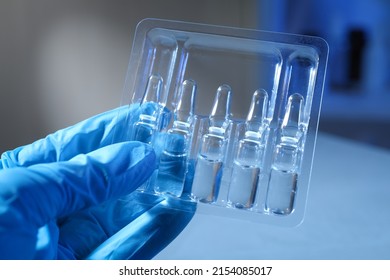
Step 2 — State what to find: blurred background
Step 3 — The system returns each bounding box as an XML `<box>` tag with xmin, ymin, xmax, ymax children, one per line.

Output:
<box><xmin>0</xmin><ymin>0</ymin><xmax>389</xmax><ymax>152</ymax></box>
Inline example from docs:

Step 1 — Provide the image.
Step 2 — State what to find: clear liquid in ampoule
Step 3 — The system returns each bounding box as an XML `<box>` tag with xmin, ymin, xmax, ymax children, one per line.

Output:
<box><xmin>228</xmin><ymin>161</ymin><xmax>260</xmax><ymax>208</ymax></box>
<box><xmin>266</xmin><ymin>167</ymin><xmax>297</xmax><ymax>215</ymax></box>
<box><xmin>155</xmin><ymin>150</ymin><xmax>187</xmax><ymax>197</ymax></box>
<box><xmin>154</xmin><ymin>128</ymin><xmax>189</xmax><ymax>196</ymax></box>
<box><xmin>191</xmin><ymin>155</ymin><xmax>223</xmax><ymax>203</ymax></box>
<box><xmin>227</xmin><ymin>136</ymin><xmax>264</xmax><ymax>209</ymax></box>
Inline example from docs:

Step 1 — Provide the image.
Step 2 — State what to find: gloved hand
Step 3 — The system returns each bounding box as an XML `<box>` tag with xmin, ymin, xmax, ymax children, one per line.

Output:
<box><xmin>0</xmin><ymin>104</ymin><xmax>196</xmax><ymax>260</ymax></box>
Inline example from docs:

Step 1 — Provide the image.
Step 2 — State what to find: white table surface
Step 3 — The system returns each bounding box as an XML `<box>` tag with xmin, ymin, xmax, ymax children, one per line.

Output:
<box><xmin>155</xmin><ymin>132</ymin><xmax>390</xmax><ymax>259</ymax></box>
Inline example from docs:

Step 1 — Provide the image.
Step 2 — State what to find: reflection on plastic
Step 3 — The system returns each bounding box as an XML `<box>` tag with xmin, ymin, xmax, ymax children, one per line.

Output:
<box><xmin>86</xmin><ymin>192</ymin><xmax>196</xmax><ymax>260</ymax></box>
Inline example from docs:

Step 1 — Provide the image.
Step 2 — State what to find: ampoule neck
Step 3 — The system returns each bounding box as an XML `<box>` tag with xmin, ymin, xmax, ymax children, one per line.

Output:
<box><xmin>208</xmin><ymin>126</ymin><xmax>227</xmax><ymax>137</ymax></box>
<box><xmin>273</xmin><ymin>143</ymin><xmax>299</xmax><ymax>171</ymax></box>
<box><xmin>171</xmin><ymin>120</ymin><xmax>191</xmax><ymax>133</ymax></box>
<box><xmin>244</xmin><ymin>130</ymin><xmax>263</xmax><ymax>141</ymax></box>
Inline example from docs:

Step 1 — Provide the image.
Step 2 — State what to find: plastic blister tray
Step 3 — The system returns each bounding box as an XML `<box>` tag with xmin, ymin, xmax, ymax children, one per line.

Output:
<box><xmin>115</xmin><ymin>19</ymin><xmax>328</xmax><ymax>226</ymax></box>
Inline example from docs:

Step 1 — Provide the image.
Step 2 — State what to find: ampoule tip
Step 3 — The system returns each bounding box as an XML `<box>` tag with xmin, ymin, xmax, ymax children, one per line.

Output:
<box><xmin>142</xmin><ymin>75</ymin><xmax>163</xmax><ymax>104</ymax></box>
<box><xmin>246</xmin><ymin>88</ymin><xmax>269</xmax><ymax>133</ymax></box>
<box><xmin>175</xmin><ymin>79</ymin><xmax>197</xmax><ymax>124</ymax></box>
<box><xmin>210</xmin><ymin>84</ymin><xmax>232</xmax><ymax>128</ymax></box>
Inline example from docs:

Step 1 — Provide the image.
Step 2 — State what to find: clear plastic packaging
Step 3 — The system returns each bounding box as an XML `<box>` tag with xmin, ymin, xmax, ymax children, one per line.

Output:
<box><xmin>115</xmin><ymin>19</ymin><xmax>328</xmax><ymax>226</ymax></box>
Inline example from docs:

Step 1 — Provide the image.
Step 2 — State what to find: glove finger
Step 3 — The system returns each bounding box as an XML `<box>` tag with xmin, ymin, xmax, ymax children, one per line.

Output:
<box><xmin>0</xmin><ymin>141</ymin><xmax>155</xmax><ymax>232</ymax></box>
<box><xmin>58</xmin><ymin>151</ymin><xmax>195</xmax><ymax>260</ymax></box>
<box><xmin>84</xmin><ymin>192</ymin><xmax>196</xmax><ymax>260</ymax></box>
<box><xmin>0</xmin><ymin>105</ymin><xmax>139</xmax><ymax>168</ymax></box>
<box><xmin>57</xmin><ymin>192</ymin><xmax>164</xmax><ymax>259</ymax></box>
<box><xmin>57</xmin><ymin>160</ymin><xmax>196</xmax><ymax>260</ymax></box>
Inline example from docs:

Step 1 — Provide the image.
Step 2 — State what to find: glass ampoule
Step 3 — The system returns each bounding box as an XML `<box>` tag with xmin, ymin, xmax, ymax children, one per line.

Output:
<box><xmin>266</xmin><ymin>93</ymin><xmax>305</xmax><ymax>215</ymax></box>
<box><xmin>228</xmin><ymin>89</ymin><xmax>269</xmax><ymax>209</ymax></box>
<box><xmin>191</xmin><ymin>84</ymin><xmax>232</xmax><ymax>203</ymax></box>
<box><xmin>154</xmin><ymin>79</ymin><xmax>197</xmax><ymax>197</ymax></box>
<box><xmin>133</xmin><ymin>75</ymin><xmax>163</xmax><ymax>144</ymax></box>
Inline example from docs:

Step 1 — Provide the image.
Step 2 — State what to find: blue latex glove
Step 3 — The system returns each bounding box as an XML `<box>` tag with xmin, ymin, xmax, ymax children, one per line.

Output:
<box><xmin>0</xmin><ymin>105</ymin><xmax>196</xmax><ymax>260</ymax></box>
